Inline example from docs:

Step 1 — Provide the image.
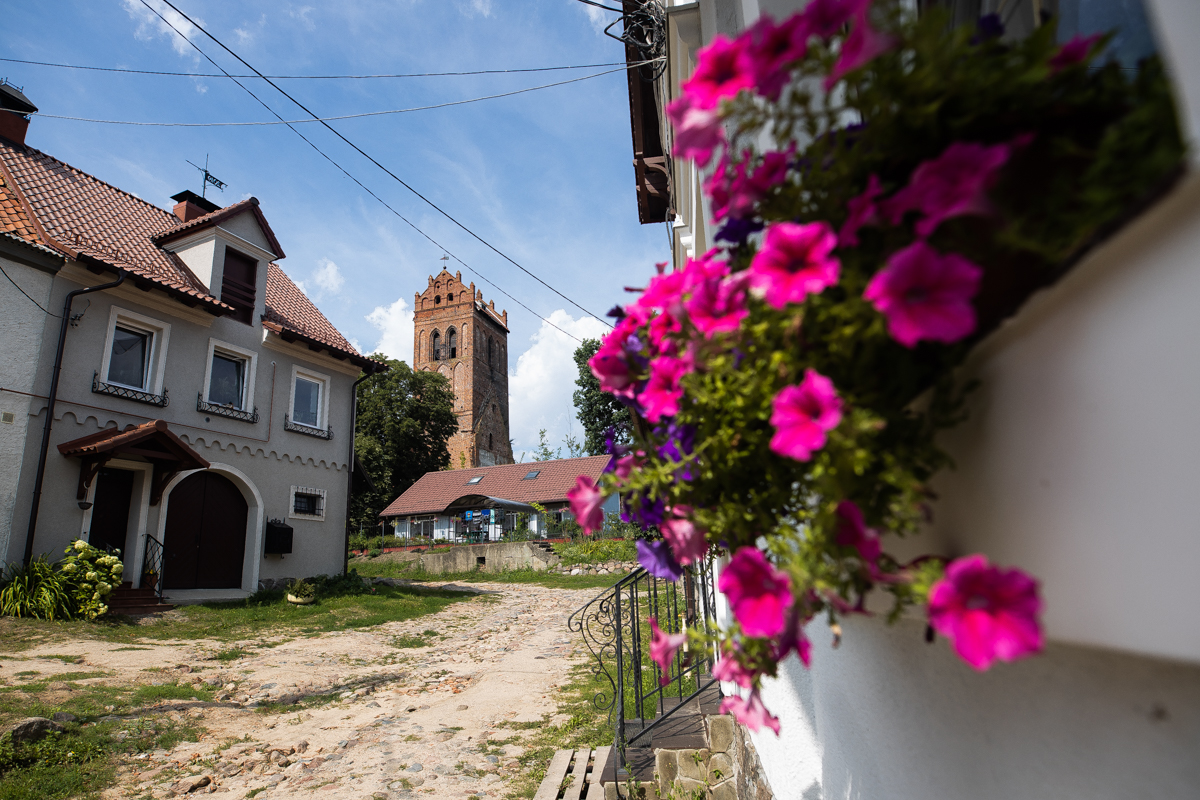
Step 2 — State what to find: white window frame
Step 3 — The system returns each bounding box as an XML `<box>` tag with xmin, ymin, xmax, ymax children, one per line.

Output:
<box><xmin>99</xmin><ymin>306</ymin><xmax>171</xmax><ymax>394</ymax></box>
<box><xmin>289</xmin><ymin>485</ymin><xmax>327</xmax><ymax>521</ymax></box>
<box><xmin>288</xmin><ymin>365</ymin><xmax>330</xmax><ymax>431</ymax></box>
<box><xmin>201</xmin><ymin>338</ymin><xmax>258</xmax><ymax>411</ymax></box>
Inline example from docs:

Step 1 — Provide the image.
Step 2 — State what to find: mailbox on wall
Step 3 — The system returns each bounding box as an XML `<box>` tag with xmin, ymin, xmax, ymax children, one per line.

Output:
<box><xmin>265</xmin><ymin>519</ymin><xmax>293</xmax><ymax>555</ymax></box>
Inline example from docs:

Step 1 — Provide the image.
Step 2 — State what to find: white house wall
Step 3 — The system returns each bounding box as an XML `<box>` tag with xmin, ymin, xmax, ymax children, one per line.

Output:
<box><xmin>4</xmin><ymin>265</ymin><xmax>358</xmax><ymax>589</ymax></box>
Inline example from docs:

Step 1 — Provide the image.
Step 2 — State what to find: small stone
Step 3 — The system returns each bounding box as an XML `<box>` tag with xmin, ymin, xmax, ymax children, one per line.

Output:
<box><xmin>51</xmin><ymin>712</ymin><xmax>77</xmax><ymax>723</ymax></box>
<box><xmin>407</xmin><ymin>763</ymin><xmax>423</xmax><ymax>772</ymax></box>
<box><xmin>8</xmin><ymin>717</ymin><xmax>64</xmax><ymax>745</ymax></box>
<box><xmin>294</xmin><ymin>740</ymin><xmax>309</xmax><ymax>753</ymax></box>
<box><xmin>456</xmin><ymin>704</ymin><xmax>469</xmax><ymax>711</ymax></box>
<box><xmin>707</xmin><ymin>714</ymin><xmax>735</xmax><ymax>754</ymax></box>
<box><xmin>169</xmin><ymin>774</ymin><xmax>210</xmax><ymax>794</ymax></box>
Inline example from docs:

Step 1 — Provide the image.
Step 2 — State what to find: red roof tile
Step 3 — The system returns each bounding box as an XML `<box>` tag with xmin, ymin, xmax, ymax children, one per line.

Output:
<box><xmin>0</xmin><ymin>139</ymin><xmax>372</xmax><ymax>369</ymax></box>
<box><xmin>379</xmin><ymin>455</ymin><xmax>612</xmax><ymax>518</ymax></box>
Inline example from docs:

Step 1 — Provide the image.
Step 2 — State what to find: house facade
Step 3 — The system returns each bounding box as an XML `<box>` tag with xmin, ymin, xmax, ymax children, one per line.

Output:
<box><xmin>617</xmin><ymin>1</ymin><xmax>1200</xmax><ymax>798</ymax></box>
<box><xmin>0</xmin><ymin>87</ymin><xmax>384</xmax><ymax>595</ymax></box>
<box><xmin>380</xmin><ymin>455</ymin><xmax>617</xmax><ymax>541</ymax></box>
<box><xmin>412</xmin><ymin>268</ymin><xmax>514</xmax><ymax>468</ymax></box>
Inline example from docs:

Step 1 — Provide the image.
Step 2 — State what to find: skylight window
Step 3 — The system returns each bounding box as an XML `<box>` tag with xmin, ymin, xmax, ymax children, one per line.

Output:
<box><xmin>466</xmin><ymin>475</ymin><xmax>483</xmax><ymax>485</ymax></box>
<box><xmin>523</xmin><ymin>470</ymin><xmax>541</xmax><ymax>480</ymax></box>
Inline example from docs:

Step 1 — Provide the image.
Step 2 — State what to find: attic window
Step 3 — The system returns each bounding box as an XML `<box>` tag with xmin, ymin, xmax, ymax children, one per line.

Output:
<box><xmin>523</xmin><ymin>470</ymin><xmax>541</xmax><ymax>480</ymax></box>
<box><xmin>447</xmin><ymin>292</ymin><xmax>454</xmax><ymax>301</ymax></box>
<box><xmin>466</xmin><ymin>475</ymin><xmax>483</xmax><ymax>485</ymax></box>
<box><xmin>221</xmin><ymin>249</ymin><xmax>257</xmax><ymax>325</ymax></box>
<box><xmin>434</xmin><ymin>295</ymin><xmax>442</xmax><ymax>305</ymax></box>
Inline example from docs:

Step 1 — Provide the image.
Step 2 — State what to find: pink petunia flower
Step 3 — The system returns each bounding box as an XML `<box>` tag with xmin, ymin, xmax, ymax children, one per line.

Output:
<box><xmin>649</xmin><ymin>618</ymin><xmax>688</xmax><ymax>686</ymax></box>
<box><xmin>863</xmin><ymin>241</ymin><xmax>983</xmax><ymax>348</ymax></box>
<box><xmin>834</xmin><ymin>500</ymin><xmax>881</xmax><ymax>564</ymax></box>
<box><xmin>744</xmin><ymin>14</ymin><xmax>811</xmax><ymax>100</ymax></box>
<box><xmin>640</xmin><ymin>356</ymin><xmax>693</xmax><ymax>423</ymax></box>
<box><xmin>882</xmin><ymin>141</ymin><xmax>1014</xmax><ymax>238</ymax></box>
<box><xmin>822</xmin><ymin>10</ymin><xmax>899</xmax><ymax>90</ymax></box>
<box><xmin>567</xmin><ymin>475</ymin><xmax>605</xmax><ymax>535</ymax></box>
<box><xmin>712</xmin><ymin>649</ymin><xmax>757</xmax><ymax>688</ymax></box>
<box><xmin>589</xmin><ymin>312</ymin><xmax>649</xmax><ymax>398</ymax></box>
<box><xmin>612</xmin><ymin>452</ymin><xmax>643</xmax><ymax>482</ymax></box>
<box><xmin>666</xmin><ymin>95</ymin><xmax>725</xmax><ymax>167</ymax></box>
<box><xmin>686</xmin><ymin>270</ymin><xmax>751</xmax><ymax>338</ymax></box>
<box><xmin>718</xmin><ymin>547</ymin><xmax>794</xmax><ymax>638</ymax></box>
<box><xmin>927</xmin><ymin>554</ymin><xmax>1044</xmax><ymax>671</ymax></box>
<box><xmin>837</xmin><ymin>173</ymin><xmax>884</xmax><ymax>248</ymax></box>
<box><xmin>681</xmin><ymin>35</ymin><xmax>755</xmax><ymax>108</ymax></box>
<box><xmin>769</xmin><ymin>369</ymin><xmax>843</xmax><ymax>462</ymax></box>
<box><xmin>802</xmin><ymin>0</ymin><xmax>871</xmax><ymax>38</ymax></box>
<box><xmin>720</xmin><ymin>690</ymin><xmax>781</xmax><ymax>735</ymax></box>
<box><xmin>748</xmin><ymin>221</ymin><xmax>841</xmax><ymax>309</ymax></box>
<box><xmin>1049</xmin><ymin>33</ymin><xmax>1102</xmax><ymax>72</ymax></box>
<box><xmin>660</xmin><ymin>505</ymin><xmax>709</xmax><ymax>566</ymax></box>
<box><xmin>773</xmin><ymin>603</ymin><xmax>814</xmax><ymax>666</ymax></box>
<box><xmin>708</xmin><ymin>150</ymin><xmax>791</xmax><ymax>222</ymax></box>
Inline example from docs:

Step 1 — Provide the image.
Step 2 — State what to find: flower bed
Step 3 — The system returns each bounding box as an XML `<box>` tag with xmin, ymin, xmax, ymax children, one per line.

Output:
<box><xmin>569</xmin><ymin>0</ymin><xmax>1183</xmax><ymax>733</ymax></box>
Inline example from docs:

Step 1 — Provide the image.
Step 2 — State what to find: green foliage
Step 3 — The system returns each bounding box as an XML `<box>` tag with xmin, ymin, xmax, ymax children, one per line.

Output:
<box><xmin>286</xmin><ymin>578</ymin><xmax>315</xmax><ymax>599</ymax></box>
<box><xmin>351</xmin><ymin>356</ymin><xmax>459</xmax><ymax>529</ymax></box>
<box><xmin>531</xmin><ymin>429</ymin><xmax>560</xmax><ymax>462</ymax></box>
<box><xmin>553</xmin><ymin>538</ymin><xmax>637</xmax><ymax>567</ymax></box>
<box><xmin>605</xmin><ymin>5</ymin><xmax>1183</xmax><ymax>673</ymax></box>
<box><xmin>572</xmin><ymin>338</ymin><xmax>631</xmax><ymax>456</ymax></box>
<box><xmin>0</xmin><ymin>560</ymin><xmax>72</xmax><ymax>621</ymax></box>
<box><xmin>59</xmin><ymin>541</ymin><xmax>124</xmax><ymax>620</ymax></box>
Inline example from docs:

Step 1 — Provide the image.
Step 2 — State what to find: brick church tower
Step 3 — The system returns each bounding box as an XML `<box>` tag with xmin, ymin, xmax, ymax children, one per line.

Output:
<box><xmin>413</xmin><ymin>266</ymin><xmax>514</xmax><ymax>468</ymax></box>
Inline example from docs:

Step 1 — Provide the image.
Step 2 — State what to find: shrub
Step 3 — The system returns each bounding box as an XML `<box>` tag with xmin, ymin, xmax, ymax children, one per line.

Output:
<box><xmin>59</xmin><ymin>540</ymin><xmax>124</xmax><ymax>619</ymax></box>
<box><xmin>0</xmin><ymin>558</ymin><xmax>74</xmax><ymax>620</ymax></box>
<box><xmin>554</xmin><ymin>538</ymin><xmax>637</xmax><ymax>567</ymax></box>
<box><xmin>286</xmin><ymin>578</ymin><xmax>315</xmax><ymax>599</ymax></box>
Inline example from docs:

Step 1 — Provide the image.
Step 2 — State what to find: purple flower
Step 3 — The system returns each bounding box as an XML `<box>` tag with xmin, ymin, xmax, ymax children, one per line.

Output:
<box><xmin>882</xmin><ymin>140</ymin><xmax>1015</xmax><ymax>238</ymax></box>
<box><xmin>802</xmin><ymin>0</ymin><xmax>871</xmax><ymax>39</ymax></box>
<box><xmin>715</xmin><ymin>217</ymin><xmax>764</xmax><ymax>247</ymax></box>
<box><xmin>622</xmin><ymin>495</ymin><xmax>667</xmax><ymax>529</ymax></box>
<box><xmin>638</xmin><ymin>539</ymin><xmax>683</xmax><ymax>582</ymax></box>
<box><xmin>973</xmin><ymin>13</ymin><xmax>1004</xmax><ymax>43</ymax></box>
<box><xmin>1049</xmin><ymin>33</ymin><xmax>1103</xmax><ymax>72</ymax></box>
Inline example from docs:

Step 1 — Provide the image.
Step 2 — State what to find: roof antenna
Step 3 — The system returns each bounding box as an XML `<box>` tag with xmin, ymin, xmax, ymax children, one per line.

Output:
<box><xmin>186</xmin><ymin>155</ymin><xmax>227</xmax><ymax>199</ymax></box>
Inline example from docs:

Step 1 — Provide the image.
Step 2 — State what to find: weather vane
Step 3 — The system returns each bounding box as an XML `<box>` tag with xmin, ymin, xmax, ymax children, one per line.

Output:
<box><xmin>441</xmin><ymin>254</ymin><xmax>450</xmax><ymax>268</ymax></box>
<box><xmin>186</xmin><ymin>155</ymin><xmax>227</xmax><ymax>199</ymax></box>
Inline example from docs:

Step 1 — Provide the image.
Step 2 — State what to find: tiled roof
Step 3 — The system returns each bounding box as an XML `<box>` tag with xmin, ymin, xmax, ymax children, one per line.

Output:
<box><xmin>151</xmin><ymin>196</ymin><xmax>286</xmax><ymax>258</ymax></box>
<box><xmin>0</xmin><ymin>137</ymin><xmax>373</xmax><ymax>370</ymax></box>
<box><xmin>379</xmin><ymin>455</ymin><xmax>613</xmax><ymax>518</ymax></box>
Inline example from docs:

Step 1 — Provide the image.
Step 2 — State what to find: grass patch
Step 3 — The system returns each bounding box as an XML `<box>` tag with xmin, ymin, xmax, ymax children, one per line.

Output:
<box><xmin>131</xmin><ymin>682</ymin><xmax>212</xmax><ymax>706</ymax></box>
<box><xmin>108</xmin><ymin>647</ymin><xmax>150</xmax><ymax>652</ymax></box>
<box><xmin>552</xmin><ymin>538</ymin><xmax>637</xmax><ymax>567</ymax></box>
<box><xmin>212</xmin><ymin>648</ymin><xmax>250</xmax><ymax>662</ymax></box>
<box><xmin>0</xmin><ymin>584</ymin><xmax>472</xmax><ymax>650</ymax></box>
<box><xmin>390</xmin><ymin>634</ymin><xmax>434</xmax><ymax>648</ymax></box>
<box><xmin>351</xmin><ymin>559</ymin><xmax>621</xmax><ymax>590</ymax></box>
<box><xmin>37</xmin><ymin>655</ymin><xmax>83</xmax><ymax>665</ymax></box>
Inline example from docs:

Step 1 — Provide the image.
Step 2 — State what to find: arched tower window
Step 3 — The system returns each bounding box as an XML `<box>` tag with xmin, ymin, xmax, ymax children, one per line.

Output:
<box><xmin>488</xmin><ymin>337</ymin><xmax>494</xmax><ymax>369</ymax></box>
<box><xmin>447</xmin><ymin>327</ymin><xmax>458</xmax><ymax>359</ymax></box>
<box><xmin>446</xmin><ymin>292</ymin><xmax>454</xmax><ymax>301</ymax></box>
<box><xmin>431</xmin><ymin>330</ymin><xmax>442</xmax><ymax>360</ymax></box>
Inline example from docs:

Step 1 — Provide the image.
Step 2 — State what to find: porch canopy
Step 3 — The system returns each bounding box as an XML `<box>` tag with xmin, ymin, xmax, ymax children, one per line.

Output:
<box><xmin>57</xmin><ymin>419</ymin><xmax>209</xmax><ymax>505</ymax></box>
<box><xmin>441</xmin><ymin>494</ymin><xmax>538</xmax><ymax>515</ymax></box>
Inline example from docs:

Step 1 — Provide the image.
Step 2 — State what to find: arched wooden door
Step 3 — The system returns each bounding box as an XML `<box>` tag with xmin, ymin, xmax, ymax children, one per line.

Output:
<box><xmin>162</xmin><ymin>472</ymin><xmax>248</xmax><ymax>590</ymax></box>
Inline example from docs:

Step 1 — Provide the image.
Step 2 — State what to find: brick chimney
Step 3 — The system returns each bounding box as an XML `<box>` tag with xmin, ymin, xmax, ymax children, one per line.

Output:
<box><xmin>170</xmin><ymin>190</ymin><xmax>220</xmax><ymax>223</ymax></box>
<box><xmin>0</xmin><ymin>82</ymin><xmax>37</xmax><ymax>146</ymax></box>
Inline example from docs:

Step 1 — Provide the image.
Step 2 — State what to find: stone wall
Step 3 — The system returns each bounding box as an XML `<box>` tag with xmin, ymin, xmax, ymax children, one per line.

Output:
<box><xmin>650</xmin><ymin>714</ymin><xmax>774</xmax><ymax>800</ymax></box>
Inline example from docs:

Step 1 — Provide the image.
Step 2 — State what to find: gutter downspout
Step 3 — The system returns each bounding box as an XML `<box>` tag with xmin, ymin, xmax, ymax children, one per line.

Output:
<box><xmin>24</xmin><ymin>267</ymin><xmax>126</xmax><ymax>566</ymax></box>
<box><xmin>343</xmin><ymin>370</ymin><xmax>374</xmax><ymax>576</ymax></box>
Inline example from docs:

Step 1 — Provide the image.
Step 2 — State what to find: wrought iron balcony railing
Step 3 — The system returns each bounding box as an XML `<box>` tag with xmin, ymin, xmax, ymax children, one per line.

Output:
<box><xmin>197</xmin><ymin>393</ymin><xmax>259</xmax><ymax>423</ymax></box>
<box><xmin>92</xmin><ymin>372</ymin><xmax>169</xmax><ymax>407</ymax></box>
<box><xmin>284</xmin><ymin>414</ymin><xmax>333</xmax><ymax>440</ymax></box>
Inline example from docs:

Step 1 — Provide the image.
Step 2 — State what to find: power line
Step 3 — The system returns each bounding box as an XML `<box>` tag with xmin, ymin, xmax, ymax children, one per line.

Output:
<box><xmin>153</xmin><ymin>0</ymin><xmax>615</xmax><ymax>328</ymax></box>
<box><xmin>0</xmin><ymin>260</ymin><xmax>58</xmax><ymax>317</ymax></box>
<box><xmin>33</xmin><ymin>65</ymin><xmax>644</xmax><ymax>127</ymax></box>
<box><xmin>133</xmin><ymin>0</ymin><xmax>589</xmax><ymax>344</ymax></box>
<box><xmin>0</xmin><ymin>55</ymin><xmax>628</xmax><ymax>80</ymax></box>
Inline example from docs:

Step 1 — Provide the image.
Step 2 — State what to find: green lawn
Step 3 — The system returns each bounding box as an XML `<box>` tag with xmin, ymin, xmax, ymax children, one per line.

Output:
<box><xmin>350</xmin><ymin>558</ymin><xmax>622</xmax><ymax>590</ymax></box>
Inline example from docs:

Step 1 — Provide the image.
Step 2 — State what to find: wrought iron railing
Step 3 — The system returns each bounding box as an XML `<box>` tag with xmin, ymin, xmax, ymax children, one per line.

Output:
<box><xmin>284</xmin><ymin>414</ymin><xmax>333</xmax><ymax>439</ymax></box>
<box><xmin>92</xmin><ymin>372</ymin><xmax>169</xmax><ymax>407</ymax></box>
<box><xmin>142</xmin><ymin>533</ymin><xmax>164</xmax><ymax>600</ymax></box>
<box><xmin>197</xmin><ymin>393</ymin><xmax>259</xmax><ymax>423</ymax></box>
<box><xmin>568</xmin><ymin>559</ymin><xmax>719</xmax><ymax>777</ymax></box>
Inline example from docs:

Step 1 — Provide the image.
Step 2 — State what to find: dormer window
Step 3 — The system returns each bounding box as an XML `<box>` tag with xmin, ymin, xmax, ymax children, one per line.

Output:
<box><xmin>221</xmin><ymin>248</ymin><xmax>257</xmax><ymax>325</ymax></box>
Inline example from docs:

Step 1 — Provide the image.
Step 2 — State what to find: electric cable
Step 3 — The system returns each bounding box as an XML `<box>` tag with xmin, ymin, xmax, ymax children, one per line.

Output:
<box><xmin>33</xmin><ymin>64</ymin><xmax>649</xmax><ymax>127</ymax></box>
<box><xmin>0</xmin><ymin>260</ymin><xmax>58</xmax><ymax>316</ymax></box>
<box><xmin>0</xmin><ymin>55</ymin><xmax>628</xmax><ymax>79</ymax></box>
<box><xmin>152</xmin><ymin>0</ymin><xmax>615</xmax><ymax>328</ymax></box>
<box><xmin>133</xmin><ymin>0</ymin><xmax>588</xmax><ymax>344</ymax></box>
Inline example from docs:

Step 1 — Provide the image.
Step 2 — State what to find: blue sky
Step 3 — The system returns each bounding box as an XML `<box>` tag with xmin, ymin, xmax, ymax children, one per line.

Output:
<box><xmin>2</xmin><ymin>0</ymin><xmax>666</xmax><ymax>457</ymax></box>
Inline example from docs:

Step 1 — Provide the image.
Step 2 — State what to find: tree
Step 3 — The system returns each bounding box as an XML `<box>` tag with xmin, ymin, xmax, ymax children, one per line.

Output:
<box><xmin>572</xmin><ymin>338</ymin><xmax>631</xmax><ymax>456</ymax></box>
<box><xmin>532</xmin><ymin>428</ymin><xmax>560</xmax><ymax>461</ymax></box>
<box><xmin>351</xmin><ymin>357</ymin><xmax>459</xmax><ymax>529</ymax></box>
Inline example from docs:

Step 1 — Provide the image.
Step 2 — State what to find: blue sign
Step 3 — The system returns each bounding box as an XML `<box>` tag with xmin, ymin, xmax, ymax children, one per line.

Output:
<box><xmin>465</xmin><ymin>511</ymin><xmax>473</xmax><ymax>520</ymax></box>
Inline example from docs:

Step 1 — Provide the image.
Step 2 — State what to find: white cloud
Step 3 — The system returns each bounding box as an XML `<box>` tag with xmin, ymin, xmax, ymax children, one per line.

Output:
<box><xmin>312</xmin><ymin>258</ymin><xmax>345</xmax><ymax>296</ymax></box>
<box><xmin>366</xmin><ymin>297</ymin><xmax>414</xmax><ymax>364</ymax></box>
<box><xmin>461</xmin><ymin>0</ymin><xmax>493</xmax><ymax>17</ymax></box>
<box><xmin>122</xmin><ymin>0</ymin><xmax>202</xmax><ymax>56</ymax></box>
<box><xmin>580</xmin><ymin>3</ymin><xmax>610</xmax><ymax>34</ymax></box>
<box><xmin>289</xmin><ymin>5</ymin><xmax>317</xmax><ymax>31</ymax></box>
<box><xmin>508</xmin><ymin>310</ymin><xmax>609</xmax><ymax>456</ymax></box>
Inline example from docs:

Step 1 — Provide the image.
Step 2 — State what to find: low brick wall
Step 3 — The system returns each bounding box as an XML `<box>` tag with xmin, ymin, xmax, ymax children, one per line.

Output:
<box><xmin>411</xmin><ymin>541</ymin><xmax>559</xmax><ymax>574</ymax></box>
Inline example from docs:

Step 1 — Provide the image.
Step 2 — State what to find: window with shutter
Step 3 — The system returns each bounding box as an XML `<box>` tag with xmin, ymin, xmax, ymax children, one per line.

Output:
<box><xmin>221</xmin><ymin>249</ymin><xmax>258</xmax><ymax>325</ymax></box>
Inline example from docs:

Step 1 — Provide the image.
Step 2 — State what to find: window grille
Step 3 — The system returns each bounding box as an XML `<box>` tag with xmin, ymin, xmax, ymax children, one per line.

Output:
<box><xmin>293</xmin><ymin>492</ymin><xmax>324</xmax><ymax>516</ymax></box>
<box><xmin>93</xmin><ymin>372</ymin><xmax>169</xmax><ymax>407</ymax></box>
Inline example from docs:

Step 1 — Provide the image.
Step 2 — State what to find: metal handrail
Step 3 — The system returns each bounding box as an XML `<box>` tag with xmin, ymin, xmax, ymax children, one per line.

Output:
<box><xmin>142</xmin><ymin>533</ymin><xmax>165</xmax><ymax>600</ymax></box>
<box><xmin>568</xmin><ymin>558</ymin><xmax>719</xmax><ymax>777</ymax></box>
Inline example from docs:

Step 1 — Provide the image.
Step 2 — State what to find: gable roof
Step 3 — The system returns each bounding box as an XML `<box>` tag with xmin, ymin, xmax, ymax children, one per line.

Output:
<box><xmin>0</xmin><ymin>137</ymin><xmax>378</xmax><ymax>371</ymax></box>
<box><xmin>379</xmin><ymin>455</ymin><xmax>612</xmax><ymax>518</ymax></box>
<box><xmin>151</xmin><ymin>196</ymin><xmax>286</xmax><ymax>258</ymax></box>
